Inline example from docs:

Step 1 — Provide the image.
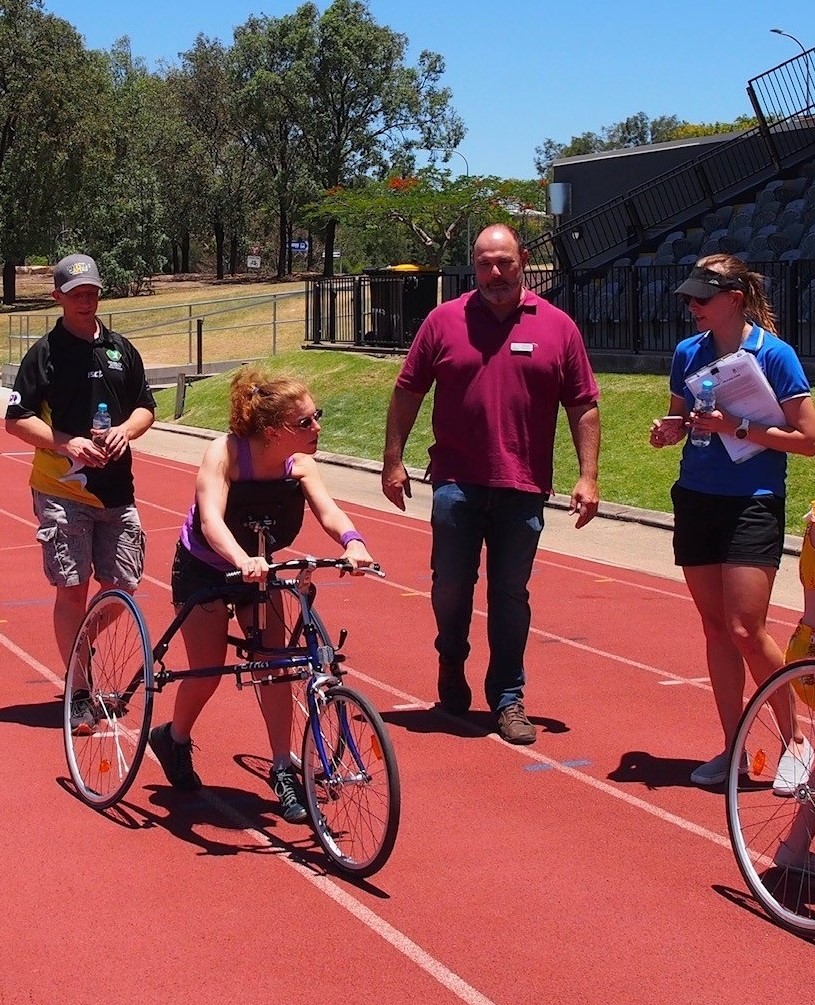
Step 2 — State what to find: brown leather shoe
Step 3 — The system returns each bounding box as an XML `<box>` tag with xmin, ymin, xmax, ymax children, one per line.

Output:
<box><xmin>437</xmin><ymin>660</ymin><xmax>471</xmax><ymax>715</ymax></box>
<box><xmin>497</xmin><ymin>702</ymin><xmax>536</xmax><ymax>744</ymax></box>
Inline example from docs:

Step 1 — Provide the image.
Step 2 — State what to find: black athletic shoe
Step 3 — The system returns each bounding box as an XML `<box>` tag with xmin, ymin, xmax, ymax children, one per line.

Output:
<box><xmin>148</xmin><ymin>722</ymin><xmax>202</xmax><ymax>791</ymax></box>
<box><xmin>271</xmin><ymin>766</ymin><xmax>308</xmax><ymax>823</ymax></box>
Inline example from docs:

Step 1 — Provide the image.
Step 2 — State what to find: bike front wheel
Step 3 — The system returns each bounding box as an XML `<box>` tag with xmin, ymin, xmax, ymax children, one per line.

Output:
<box><xmin>726</xmin><ymin>660</ymin><xmax>815</xmax><ymax>934</ymax></box>
<box><xmin>258</xmin><ymin>584</ymin><xmax>330</xmax><ymax>770</ymax></box>
<box><xmin>288</xmin><ymin>605</ymin><xmax>332</xmax><ymax>771</ymax></box>
<box><xmin>301</xmin><ymin>685</ymin><xmax>400</xmax><ymax>878</ymax></box>
<box><xmin>63</xmin><ymin>590</ymin><xmax>154</xmax><ymax>809</ymax></box>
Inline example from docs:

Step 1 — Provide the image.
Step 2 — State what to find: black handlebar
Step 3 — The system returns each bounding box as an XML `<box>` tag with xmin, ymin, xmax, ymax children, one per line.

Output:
<box><xmin>224</xmin><ymin>557</ymin><xmax>384</xmax><ymax>584</ymax></box>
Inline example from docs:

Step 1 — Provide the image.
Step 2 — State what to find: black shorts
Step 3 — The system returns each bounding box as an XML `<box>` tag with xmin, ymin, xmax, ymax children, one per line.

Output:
<box><xmin>671</xmin><ymin>484</ymin><xmax>785</xmax><ymax>569</ymax></box>
<box><xmin>170</xmin><ymin>540</ymin><xmax>257</xmax><ymax>608</ymax></box>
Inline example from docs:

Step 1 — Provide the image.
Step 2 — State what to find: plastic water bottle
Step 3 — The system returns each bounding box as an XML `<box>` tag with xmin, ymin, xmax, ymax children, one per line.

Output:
<box><xmin>691</xmin><ymin>380</ymin><xmax>716</xmax><ymax>448</ymax></box>
<box><xmin>91</xmin><ymin>402</ymin><xmax>111</xmax><ymax>440</ymax></box>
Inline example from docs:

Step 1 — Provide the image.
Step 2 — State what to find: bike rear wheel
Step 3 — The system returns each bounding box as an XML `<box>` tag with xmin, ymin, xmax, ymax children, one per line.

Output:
<box><xmin>301</xmin><ymin>685</ymin><xmax>400</xmax><ymax>877</ymax></box>
<box><xmin>726</xmin><ymin>660</ymin><xmax>815</xmax><ymax>934</ymax></box>
<box><xmin>64</xmin><ymin>590</ymin><xmax>154</xmax><ymax>809</ymax></box>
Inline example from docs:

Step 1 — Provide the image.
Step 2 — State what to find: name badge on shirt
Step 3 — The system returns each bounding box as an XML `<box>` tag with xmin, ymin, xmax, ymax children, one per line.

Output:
<box><xmin>510</xmin><ymin>342</ymin><xmax>535</xmax><ymax>354</ymax></box>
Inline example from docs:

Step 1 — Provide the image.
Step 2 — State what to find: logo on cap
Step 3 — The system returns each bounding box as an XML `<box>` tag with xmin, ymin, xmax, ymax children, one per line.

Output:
<box><xmin>67</xmin><ymin>262</ymin><xmax>92</xmax><ymax>277</ymax></box>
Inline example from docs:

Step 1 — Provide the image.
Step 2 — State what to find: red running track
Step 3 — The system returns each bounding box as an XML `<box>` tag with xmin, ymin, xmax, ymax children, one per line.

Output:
<box><xmin>0</xmin><ymin>422</ymin><xmax>811</xmax><ymax>1004</ymax></box>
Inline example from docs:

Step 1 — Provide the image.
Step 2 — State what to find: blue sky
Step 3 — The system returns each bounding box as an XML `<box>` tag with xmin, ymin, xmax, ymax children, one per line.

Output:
<box><xmin>43</xmin><ymin>0</ymin><xmax>814</xmax><ymax>180</ymax></box>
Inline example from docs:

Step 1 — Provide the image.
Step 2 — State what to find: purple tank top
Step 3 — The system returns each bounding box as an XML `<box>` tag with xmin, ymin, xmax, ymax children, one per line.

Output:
<box><xmin>180</xmin><ymin>438</ymin><xmax>300</xmax><ymax>571</ymax></box>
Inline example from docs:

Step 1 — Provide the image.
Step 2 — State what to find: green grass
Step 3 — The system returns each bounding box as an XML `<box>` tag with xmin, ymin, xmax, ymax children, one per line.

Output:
<box><xmin>153</xmin><ymin>354</ymin><xmax>814</xmax><ymax>538</ymax></box>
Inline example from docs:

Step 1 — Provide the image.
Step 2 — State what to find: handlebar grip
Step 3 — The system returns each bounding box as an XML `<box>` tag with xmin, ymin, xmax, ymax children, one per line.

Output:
<box><xmin>225</xmin><ymin>570</ymin><xmax>244</xmax><ymax>583</ymax></box>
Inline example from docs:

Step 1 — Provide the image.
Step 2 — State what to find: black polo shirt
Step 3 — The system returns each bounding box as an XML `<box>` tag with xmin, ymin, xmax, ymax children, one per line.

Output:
<box><xmin>5</xmin><ymin>319</ymin><xmax>156</xmax><ymax>508</ymax></box>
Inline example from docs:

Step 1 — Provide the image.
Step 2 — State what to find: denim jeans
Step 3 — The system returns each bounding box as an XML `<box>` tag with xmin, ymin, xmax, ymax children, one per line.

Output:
<box><xmin>430</xmin><ymin>482</ymin><xmax>546</xmax><ymax>712</ymax></box>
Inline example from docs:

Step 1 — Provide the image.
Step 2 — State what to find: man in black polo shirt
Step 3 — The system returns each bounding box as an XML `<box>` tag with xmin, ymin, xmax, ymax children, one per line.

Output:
<box><xmin>5</xmin><ymin>254</ymin><xmax>156</xmax><ymax>731</ymax></box>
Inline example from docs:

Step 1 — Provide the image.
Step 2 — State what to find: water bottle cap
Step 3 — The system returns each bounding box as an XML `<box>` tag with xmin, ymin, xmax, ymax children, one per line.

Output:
<box><xmin>98</xmin><ymin>402</ymin><xmax>108</xmax><ymax>410</ymax></box>
<box><xmin>701</xmin><ymin>380</ymin><xmax>715</xmax><ymax>390</ymax></box>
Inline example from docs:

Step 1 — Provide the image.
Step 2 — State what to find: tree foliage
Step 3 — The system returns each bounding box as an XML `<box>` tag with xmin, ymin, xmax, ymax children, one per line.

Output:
<box><xmin>257</xmin><ymin>0</ymin><xmax>464</xmax><ymax>274</ymax></box>
<box><xmin>534</xmin><ymin>112</ymin><xmax>760</xmax><ymax>176</ymax></box>
<box><xmin>314</xmin><ymin>168</ymin><xmax>548</xmax><ymax>267</ymax></box>
<box><xmin>0</xmin><ymin>0</ymin><xmax>107</xmax><ymax>302</ymax></box>
<box><xmin>232</xmin><ymin>13</ymin><xmax>318</xmax><ymax>277</ymax></box>
<box><xmin>6</xmin><ymin>1</ymin><xmax>768</xmax><ymax>307</ymax></box>
<box><xmin>67</xmin><ymin>38</ymin><xmax>170</xmax><ymax>295</ymax></box>
<box><xmin>168</xmin><ymin>35</ymin><xmax>256</xmax><ymax>280</ymax></box>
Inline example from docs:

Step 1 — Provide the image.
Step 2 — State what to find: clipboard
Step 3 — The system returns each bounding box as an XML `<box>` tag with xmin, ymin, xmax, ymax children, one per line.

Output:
<box><xmin>685</xmin><ymin>349</ymin><xmax>785</xmax><ymax>463</ymax></box>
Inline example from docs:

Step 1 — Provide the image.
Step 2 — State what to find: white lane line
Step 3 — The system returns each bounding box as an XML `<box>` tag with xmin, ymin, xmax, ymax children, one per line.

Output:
<box><xmin>0</xmin><ymin>628</ymin><xmax>497</xmax><ymax>1005</ymax></box>
<box><xmin>0</xmin><ymin>633</ymin><xmax>62</xmax><ymax>688</ymax></box>
<box><xmin>0</xmin><ymin>505</ymin><xmax>36</xmax><ymax>528</ymax></box>
<box><xmin>347</xmin><ymin>665</ymin><xmax>731</xmax><ymax>852</ymax></box>
<box><xmin>363</xmin><ymin>572</ymin><xmax>715</xmax><ymax>692</ymax></box>
<box><xmin>337</xmin><ymin>505</ymin><xmax>800</xmax><ymax>625</ymax></box>
<box><xmin>0</xmin><ymin>507</ymin><xmax>725</xmax><ymax>693</ymax></box>
<box><xmin>0</xmin><ymin>623</ymin><xmax>733</xmax><ymax>863</ymax></box>
<box><xmin>133</xmin><ymin>455</ymin><xmax>198</xmax><ymax>473</ymax></box>
<box><xmin>196</xmin><ymin>788</ymin><xmax>500</xmax><ymax>1005</ymax></box>
<box><xmin>134</xmin><ymin>497</ymin><xmax>189</xmax><ymax>517</ymax></box>
<box><xmin>659</xmin><ymin>677</ymin><xmax>711</xmax><ymax>686</ymax></box>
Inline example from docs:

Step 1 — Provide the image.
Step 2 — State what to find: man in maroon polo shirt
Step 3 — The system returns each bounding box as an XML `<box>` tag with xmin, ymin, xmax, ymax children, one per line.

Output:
<box><xmin>382</xmin><ymin>224</ymin><xmax>601</xmax><ymax>744</ymax></box>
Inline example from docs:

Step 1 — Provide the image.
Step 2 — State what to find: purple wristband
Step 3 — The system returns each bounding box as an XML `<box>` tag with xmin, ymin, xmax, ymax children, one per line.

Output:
<box><xmin>340</xmin><ymin>530</ymin><xmax>365</xmax><ymax>547</ymax></box>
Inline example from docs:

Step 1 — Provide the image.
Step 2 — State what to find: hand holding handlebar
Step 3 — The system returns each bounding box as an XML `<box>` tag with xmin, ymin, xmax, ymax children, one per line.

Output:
<box><xmin>225</xmin><ymin>557</ymin><xmax>385</xmax><ymax>584</ymax></box>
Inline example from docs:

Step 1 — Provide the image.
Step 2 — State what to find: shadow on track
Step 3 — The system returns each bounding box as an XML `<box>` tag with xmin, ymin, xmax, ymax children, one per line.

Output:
<box><xmin>607</xmin><ymin>750</ymin><xmax>703</xmax><ymax>790</ymax></box>
<box><xmin>381</xmin><ymin>706</ymin><xmax>569</xmax><ymax>739</ymax></box>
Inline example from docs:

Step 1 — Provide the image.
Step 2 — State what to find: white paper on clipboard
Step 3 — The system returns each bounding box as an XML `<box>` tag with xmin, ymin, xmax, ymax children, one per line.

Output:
<box><xmin>684</xmin><ymin>349</ymin><xmax>785</xmax><ymax>463</ymax></box>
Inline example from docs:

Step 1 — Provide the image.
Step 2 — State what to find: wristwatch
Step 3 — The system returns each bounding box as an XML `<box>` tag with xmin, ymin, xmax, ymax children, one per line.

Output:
<box><xmin>735</xmin><ymin>417</ymin><xmax>750</xmax><ymax>440</ymax></box>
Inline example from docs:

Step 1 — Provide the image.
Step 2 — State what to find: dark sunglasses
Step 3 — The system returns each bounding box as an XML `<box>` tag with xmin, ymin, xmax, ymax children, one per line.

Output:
<box><xmin>292</xmin><ymin>408</ymin><xmax>323</xmax><ymax>429</ymax></box>
<box><xmin>681</xmin><ymin>293</ymin><xmax>718</xmax><ymax>306</ymax></box>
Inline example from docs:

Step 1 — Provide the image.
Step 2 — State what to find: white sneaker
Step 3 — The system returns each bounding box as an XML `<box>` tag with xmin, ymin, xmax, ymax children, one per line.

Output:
<box><xmin>774</xmin><ymin>840</ymin><xmax>815</xmax><ymax>873</ymax></box>
<box><xmin>690</xmin><ymin>751</ymin><xmax>748</xmax><ymax>787</ymax></box>
<box><xmin>773</xmin><ymin>737</ymin><xmax>815</xmax><ymax>797</ymax></box>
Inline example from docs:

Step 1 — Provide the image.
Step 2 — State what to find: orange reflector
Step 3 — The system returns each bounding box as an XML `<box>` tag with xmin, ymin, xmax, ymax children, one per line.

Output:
<box><xmin>99</xmin><ymin>759</ymin><xmax>111</xmax><ymax>774</ymax></box>
<box><xmin>752</xmin><ymin>749</ymin><xmax>766</xmax><ymax>776</ymax></box>
<box><xmin>370</xmin><ymin>734</ymin><xmax>383</xmax><ymax>760</ymax></box>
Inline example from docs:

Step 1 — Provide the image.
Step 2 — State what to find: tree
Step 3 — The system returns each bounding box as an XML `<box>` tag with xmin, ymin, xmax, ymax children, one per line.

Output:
<box><xmin>153</xmin><ymin>86</ymin><xmax>207</xmax><ymax>275</ymax></box>
<box><xmin>170</xmin><ymin>35</ymin><xmax>255</xmax><ymax>280</ymax></box>
<box><xmin>313</xmin><ymin>168</ymin><xmax>549</xmax><ymax>268</ymax></box>
<box><xmin>533</xmin><ymin>112</ymin><xmax>757</xmax><ymax>177</ymax></box>
<box><xmin>67</xmin><ymin>38</ymin><xmax>170</xmax><ymax>295</ymax></box>
<box><xmin>257</xmin><ymin>0</ymin><xmax>464</xmax><ymax>276</ymax></box>
<box><xmin>232</xmin><ymin>15</ymin><xmax>317</xmax><ymax>278</ymax></box>
<box><xmin>666</xmin><ymin>114</ymin><xmax>759</xmax><ymax>140</ymax></box>
<box><xmin>0</xmin><ymin>0</ymin><xmax>107</xmax><ymax>303</ymax></box>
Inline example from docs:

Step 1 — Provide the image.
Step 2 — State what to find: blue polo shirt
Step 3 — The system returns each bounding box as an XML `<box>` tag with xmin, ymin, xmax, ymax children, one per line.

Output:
<box><xmin>669</xmin><ymin>324</ymin><xmax>810</xmax><ymax>496</ymax></box>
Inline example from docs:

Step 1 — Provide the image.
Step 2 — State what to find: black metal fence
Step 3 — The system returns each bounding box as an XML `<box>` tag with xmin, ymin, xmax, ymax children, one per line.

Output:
<box><xmin>305</xmin><ymin>268</ymin><xmax>476</xmax><ymax>349</ymax></box>
<box><xmin>551</xmin><ymin>260</ymin><xmax>815</xmax><ymax>358</ymax></box>
<box><xmin>304</xmin><ymin>260</ymin><xmax>815</xmax><ymax>365</ymax></box>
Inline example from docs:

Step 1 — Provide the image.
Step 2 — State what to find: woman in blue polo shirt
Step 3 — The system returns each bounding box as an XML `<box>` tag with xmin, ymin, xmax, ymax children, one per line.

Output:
<box><xmin>650</xmin><ymin>253</ymin><xmax>815</xmax><ymax>789</ymax></box>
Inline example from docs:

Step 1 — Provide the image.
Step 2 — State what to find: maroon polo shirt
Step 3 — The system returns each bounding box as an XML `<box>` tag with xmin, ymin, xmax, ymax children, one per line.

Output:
<box><xmin>396</xmin><ymin>289</ymin><xmax>599</xmax><ymax>494</ymax></box>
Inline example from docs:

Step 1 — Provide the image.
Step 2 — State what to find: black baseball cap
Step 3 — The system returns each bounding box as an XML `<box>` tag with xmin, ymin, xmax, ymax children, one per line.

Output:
<box><xmin>674</xmin><ymin>266</ymin><xmax>745</xmax><ymax>301</ymax></box>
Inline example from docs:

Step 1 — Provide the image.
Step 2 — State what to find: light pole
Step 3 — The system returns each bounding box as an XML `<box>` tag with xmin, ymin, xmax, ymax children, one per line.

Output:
<box><xmin>771</xmin><ymin>27</ymin><xmax>811</xmax><ymax>112</ymax></box>
<box><xmin>426</xmin><ymin>147</ymin><xmax>471</xmax><ymax>264</ymax></box>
